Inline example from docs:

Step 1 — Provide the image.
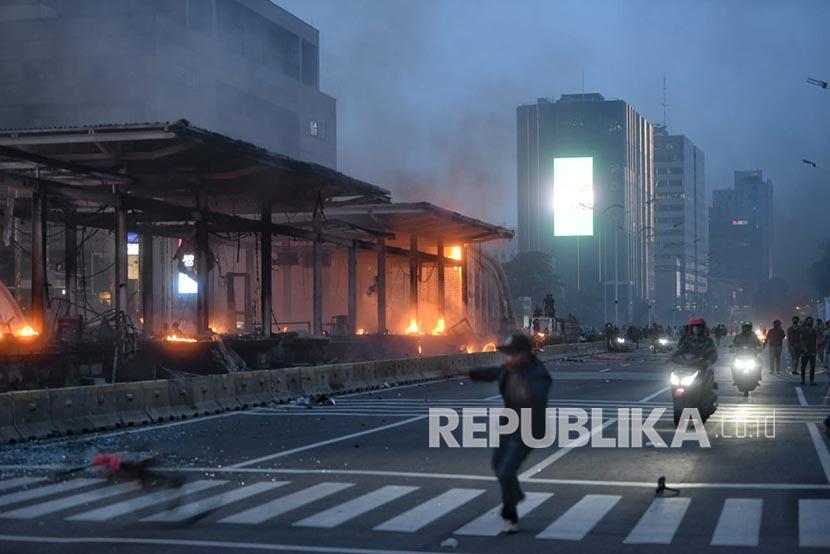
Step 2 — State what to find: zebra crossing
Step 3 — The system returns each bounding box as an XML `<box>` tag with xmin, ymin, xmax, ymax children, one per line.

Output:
<box><xmin>247</xmin><ymin>396</ymin><xmax>829</xmax><ymax>424</ymax></box>
<box><xmin>0</xmin><ymin>476</ymin><xmax>827</xmax><ymax>547</ymax></box>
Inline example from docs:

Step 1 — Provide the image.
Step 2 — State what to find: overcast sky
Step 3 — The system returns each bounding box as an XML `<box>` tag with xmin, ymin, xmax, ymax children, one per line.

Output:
<box><xmin>278</xmin><ymin>0</ymin><xmax>830</xmax><ymax>279</ymax></box>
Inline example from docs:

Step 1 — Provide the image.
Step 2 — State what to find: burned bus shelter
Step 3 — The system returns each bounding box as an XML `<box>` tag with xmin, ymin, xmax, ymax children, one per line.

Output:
<box><xmin>0</xmin><ymin>120</ymin><xmax>513</xmax><ymax>387</ymax></box>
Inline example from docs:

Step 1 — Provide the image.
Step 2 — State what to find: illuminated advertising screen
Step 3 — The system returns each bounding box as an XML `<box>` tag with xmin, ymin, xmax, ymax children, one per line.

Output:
<box><xmin>553</xmin><ymin>156</ymin><xmax>594</xmax><ymax>236</ymax></box>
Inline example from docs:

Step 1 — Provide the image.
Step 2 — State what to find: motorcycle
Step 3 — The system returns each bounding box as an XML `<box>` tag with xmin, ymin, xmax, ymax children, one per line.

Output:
<box><xmin>730</xmin><ymin>344</ymin><xmax>762</xmax><ymax>397</ymax></box>
<box><xmin>608</xmin><ymin>335</ymin><xmax>633</xmax><ymax>353</ymax></box>
<box><xmin>669</xmin><ymin>352</ymin><xmax>718</xmax><ymax>426</ymax></box>
<box><xmin>650</xmin><ymin>336</ymin><xmax>674</xmax><ymax>353</ymax></box>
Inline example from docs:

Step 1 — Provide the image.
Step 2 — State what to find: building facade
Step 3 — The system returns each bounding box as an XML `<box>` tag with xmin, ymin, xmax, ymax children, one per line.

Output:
<box><xmin>0</xmin><ymin>0</ymin><xmax>336</xmax><ymax>167</ymax></box>
<box><xmin>517</xmin><ymin>93</ymin><xmax>655</xmax><ymax>324</ymax></box>
<box><xmin>653</xmin><ymin>128</ymin><xmax>707</xmax><ymax>323</ymax></box>
<box><xmin>708</xmin><ymin>170</ymin><xmax>773</xmax><ymax>322</ymax></box>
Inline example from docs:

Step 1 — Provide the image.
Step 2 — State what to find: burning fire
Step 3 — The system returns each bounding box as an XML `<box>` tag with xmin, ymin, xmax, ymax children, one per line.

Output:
<box><xmin>431</xmin><ymin>317</ymin><xmax>446</xmax><ymax>335</ymax></box>
<box><xmin>165</xmin><ymin>334</ymin><xmax>197</xmax><ymax>343</ymax></box>
<box><xmin>482</xmin><ymin>342</ymin><xmax>496</xmax><ymax>352</ymax></box>
<box><xmin>16</xmin><ymin>325</ymin><xmax>39</xmax><ymax>337</ymax></box>
<box><xmin>464</xmin><ymin>345</ymin><xmax>476</xmax><ymax>354</ymax></box>
<box><xmin>356</xmin><ymin>328</ymin><xmax>366</xmax><ymax>335</ymax></box>
<box><xmin>448</xmin><ymin>246</ymin><xmax>462</xmax><ymax>261</ymax></box>
<box><xmin>404</xmin><ymin>319</ymin><xmax>420</xmax><ymax>335</ymax></box>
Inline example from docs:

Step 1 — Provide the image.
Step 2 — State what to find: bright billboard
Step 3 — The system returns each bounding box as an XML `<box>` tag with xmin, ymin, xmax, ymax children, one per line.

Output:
<box><xmin>553</xmin><ymin>156</ymin><xmax>594</xmax><ymax>236</ymax></box>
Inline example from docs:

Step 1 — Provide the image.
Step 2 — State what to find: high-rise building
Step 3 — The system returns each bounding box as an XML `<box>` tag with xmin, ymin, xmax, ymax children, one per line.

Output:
<box><xmin>0</xmin><ymin>0</ymin><xmax>336</xmax><ymax>167</ymax></box>
<box><xmin>708</xmin><ymin>170</ymin><xmax>773</xmax><ymax>321</ymax></box>
<box><xmin>653</xmin><ymin>127</ymin><xmax>707</xmax><ymax>323</ymax></box>
<box><xmin>517</xmin><ymin>93</ymin><xmax>655</xmax><ymax>324</ymax></box>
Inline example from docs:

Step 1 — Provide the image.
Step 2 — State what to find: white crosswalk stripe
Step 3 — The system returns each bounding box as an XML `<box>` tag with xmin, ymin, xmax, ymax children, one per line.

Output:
<box><xmin>142</xmin><ymin>481</ymin><xmax>287</xmax><ymax>522</ymax></box>
<box><xmin>218</xmin><ymin>482</ymin><xmax>354</xmax><ymax>525</ymax></box>
<box><xmin>0</xmin><ymin>477</ymin><xmax>46</xmax><ymax>493</ymax></box>
<box><xmin>293</xmin><ymin>485</ymin><xmax>418</xmax><ymax>528</ymax></box>
<box><xmin>799</xmin><ymin>499</ymin><xmax>830</xmax><ymax>547</ymax></box>
<box><xmin>0</xmin><ymin>478</ymin><xmax>103</xmax><ymax>509</ymax></box>
<box><xmin>711</xmin><ymin>498</ymin><xmax>762</xmax><ymax>546</ymax></box>
<box><xmin>623</xmin><ymin>497</ymin><xmax>691</xmax><ymax>544</ymax></box>
<box><xmin>66</xmin><ymin>480</ymin><xmax>225</xmax><ymax>521</ymax></box>
<box><xmin>1</xmin><ymin>481</ymin><xmax>141</xmax><ymax>519</ymax></box>
<box><xmin>454</xmin><ymin>492</ymin><xmax>553</xmax><ymax>536</ymax></box>
<box><xmin>537</xmin><ymin>494</ymin><xmax>621</xmax><ymax>540</ymax></box>
<box><xmin>374</xmin><ymin>488</ymin><xmax>485</xmax><ymax>532</ymax></box>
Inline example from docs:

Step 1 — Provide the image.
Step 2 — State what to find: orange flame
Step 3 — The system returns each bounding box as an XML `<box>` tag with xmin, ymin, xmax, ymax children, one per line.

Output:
<box><xmin>431</xmin><ymin>317</ymin><xmax>446</xmax><ymax>335</ymax></box>
<box><xmin>482</xmin><ymin>342</ymin><xmax>497</xmax><ymax>352</ymax></box>
<box><xmin>17</xmin><ymin>325</ymin><xmax>39</xmax><ymax>337</ymax></box>
<box><xmin>165</xmin><ymin>334</ymin><xmax>197</xmax><ymax>343</ymax></box>
<box><xmin>448</xmin><ymin>246</ymin><xmax>462</xmax><ymax>261</ymax></box>
<box><xmin>356</xmin><ymin>328</ymin><xmax>366</xmax><ymax>335</ymax></box>
<box><xmin>404</xmin><ymin>319</ymin><xmax>420</xmax><ymax>335</ymax></box>
<box><xmin>464</xmin><ymin>344</ymin><xmax>476</xmax><ymax>354</ymax></box>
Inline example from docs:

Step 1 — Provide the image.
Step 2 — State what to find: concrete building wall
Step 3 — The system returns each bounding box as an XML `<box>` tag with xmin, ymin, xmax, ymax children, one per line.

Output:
<box><xmin>0</xmin><ymin>0</ymin><xmax>336</xmax><ymax>168</ymax></box>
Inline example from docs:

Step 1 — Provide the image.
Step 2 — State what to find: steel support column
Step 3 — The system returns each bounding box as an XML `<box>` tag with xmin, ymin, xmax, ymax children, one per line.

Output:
<box><xmin>195</xmin><ymin>221</ymin><xmax>210</xmax><ymax>335</ymax></box>
<box><xmin>460</xmin><ymin>245</ymin><xmax>469</xmax><ymax>318</ymax></box>
<box><xmin>409</xmin><ymin>234</ymin><xmax>418</xmax><ymax>325</ymax></box>
<box><xmin>312</xmin><ymin>213</ymin><xmax>323</xmax><ymax>336</ymax></box>
<box><xmin>347</xmin><ymin>241</ymin><xmax>357</xmax><ymax>334</ymax></box>
<box><xmin>64</xmin><ymin>223</ymin><xmax>77</xmax><ymax>317</ymax></box>
<box><xmin>377</xmin><ymin>238</ymin><xmax>386</xmax><ymax>334</ymax></box>
<box><xmin>140</xmin><ymin>233</ymin><xmax>154</xmax><ymax>335</ymax></box>
<box><xmin>436</xmin><ymin>239</ymin><xmax>446</xmax><ymax>324</ymax></box>
<box><xmin>260</xmin><ymin>203</ymin><xmax>272</xmax><ymax>335</ymax></box>
<box><xmin>30</xmin><ymin>191</ymin><xmax>47</xmax><ymax>333</ymax></box>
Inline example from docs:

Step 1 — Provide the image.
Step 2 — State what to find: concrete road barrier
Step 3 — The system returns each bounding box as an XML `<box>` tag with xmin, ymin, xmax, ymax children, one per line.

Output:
<box><xmin>113</xmin><ymin>382</ymin><xmax>150</xmax><ymax>426</ymax></box>
<box><xmin>49</xmin><ymin>387</ymin><xmax>94</xmax><ymax>435</ymax></box>
<box><xmin>232</xmin><ymin>372</ymin><xmax>259</xmax><ymax>408</ymax></box>
<box><xmin>184</xmin><ymin>377</ymin><xmax>222</xmax><ymax>416</ymax></box>
<box><xmin>271</xmin><ymin>370</ymin><xmax>290</xmax><ymax>403</ymax></box>
<box><xmin>84</xmin><ymin>385</ymin><xmax>120</xmax><ymax>431</ymax></box>
<box><xmin>142</xmin><ymin>381</ymin><xmax>175</xmax><ymax>421</ymax></box>
<box><xmin>212</xmin><ymin>374</ymin><xmax>241</xmax><ymax>411</ymax></box>
<box><xmin>0</xmin><ymin>393</ymin><xmax>22</xmax><ymax>443</ymax></box>
<box><xmin>11</xmin><ymin>389</ymin><xmax>55</xmax><ymax>440</ymax></box>
<box><xmin>300</xmin><ymin>366</ymin><xmax>333</xmax><ymax>396</ymax></box>
<box><xmin>283</xmin><ymin>368</ymin><xmax>305</xmax><ymax>398</ymax></box>
<box><xmin>249</xmin><ymin>370</ymin><xmax>276</xmax><ymax>404</ymax></box>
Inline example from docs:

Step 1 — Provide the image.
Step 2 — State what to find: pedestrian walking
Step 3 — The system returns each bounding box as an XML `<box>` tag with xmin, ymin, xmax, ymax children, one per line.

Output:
<box><xmin>799</xmin><ymin>316</ymin><xmax>818</xmax><ymax>386</ymax></box>
<box><xmin>469</xmin><ymin>333</ymin><xmax>551</xmax><ymax>534</ymax></box>
<box><xmin>764</xmin><ymin>319</ymin><xmax>785</xmax><ymax>374</ymax></box>
<box><xmin>787</xmin><ymin>316</ymin><xmax>802</xmax><ymax>374</ymax></box>
<box><xmin>817</xmin><ymin>319</ymin><xmax>827</xmax><ymax>365</ymax></box>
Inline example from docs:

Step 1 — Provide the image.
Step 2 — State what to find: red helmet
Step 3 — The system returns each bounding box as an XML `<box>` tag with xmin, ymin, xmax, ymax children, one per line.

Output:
<box><xmin>689</xmin><ymin>317</ymin><xmax>706</xmax><ymax>327</ymax></box>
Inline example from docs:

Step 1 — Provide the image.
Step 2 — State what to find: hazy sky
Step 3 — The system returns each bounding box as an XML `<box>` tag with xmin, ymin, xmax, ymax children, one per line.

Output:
<box><xmin>278</xmin><ymin>0</ymin><xmax>830</xmax><ymax>278</ymax></box>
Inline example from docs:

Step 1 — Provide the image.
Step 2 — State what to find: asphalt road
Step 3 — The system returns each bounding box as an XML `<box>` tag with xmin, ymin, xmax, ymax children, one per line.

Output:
<box><xmin>1</xmin><ymin>347</ymin><xmax>829</xmax><ymax>553</ymax></box>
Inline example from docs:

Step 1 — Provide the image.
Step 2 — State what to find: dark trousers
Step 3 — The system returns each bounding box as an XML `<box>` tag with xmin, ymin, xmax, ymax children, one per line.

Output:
<box><xmin>801</xmin><ymin>354</ymin><xmax>816</xmax><ymax>383</ymax></box>
<box><xmin>789</xmin><ymin>348</ymin><xmax>801</xmax><ymax>371</ymax></box>
<box><xmin>769</xmin><ymin>345</ymin><xmax>782</xmax><ymax>373</ymax></box>
<box><xmin>492</xmin><ymin>437</ymin><xmax>531</xmax><ymax>523</ymax></box>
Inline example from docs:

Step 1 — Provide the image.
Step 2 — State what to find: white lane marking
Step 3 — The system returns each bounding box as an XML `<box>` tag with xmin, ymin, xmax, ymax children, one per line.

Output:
<box><xmin>0</xmin><ymin>533</ymin><xmax>464</xmax><ymax>554</ymax></box>
<box><xmin>518</xmin><ymin>418</ymin><xmax>616</xmax><ymax>480</ymax></box>
<box><xmin>796</xmin><ymin>386</ymin><xmax>808</xmax><ymax>406</ymax></box>
<box><xmin>623</xmin><ymin>497</ymin><xmax>691</xmax><ymax>544</ymax></box>
<box><xmin>142</xmin><ymin>481</ymin><xmax>287</xmax><ymax>522</ymax></box>
<box><xmin>229</xmin><ymin>416</ymin><xmax>427</xmax><ymax>468</ymax></box>
<box><xmin>799</xmin><ymin>499</ymin><xmax>830</xmax><ymax>547</ymax></box>
<box><xmin>536</xmin><ymin>494</ymin><xmax>621</xmax><ymax>540</ymax></box>
<box><xmin>0</xmin><ymin>477</ymin><xmax>45</xmax><ymax>493</ymax></box>
<box><xmin>639</xmin><ymin>386</ymin><xmax>670</xmax><ymax>403</ymax></box>
<box><xmin>454</xmin><ymin>492</ymin><xmax>552</xmax><ymax>536</ymax></box>
<box><xmin>374</xmin><ymin>488</ymin><xmax>485</xmax><ymax>533</ymax></box>
<box><xmin>710</xmin><ymin>498</ymin><xmax>762</xmax><ymax>546</ymax></box>
<box><xmin>294</xmin><ymin>485</ymin><xmax>417</xmax><ymax>529</ymax></box>
<box><xmin>1</xmin><ymin>482</ymin><xmax>141</xmax><ymax>519</ymax></box>
<box><xmin>66</xmin><ymin>480</ymin><xmax>224</xmax><ymax>521</ymax></box>
<box><xmin>600</xmin><ymin>368</ymin><xmax>612</xmax><ymax>373</ymax></box>
<box><xmin>0</xmin><ymin>478</ymin><xmax>102</xmax><ymax>509</ymax></box>
<box><xmin>219</xmin><ymin>482</ymin><xmax>354</xmax><ymax>525</ymax></box>
<box><xmin>807</xmin><ymin>423</ymin><xmax>830</xmax><ymax>483</ymax></box>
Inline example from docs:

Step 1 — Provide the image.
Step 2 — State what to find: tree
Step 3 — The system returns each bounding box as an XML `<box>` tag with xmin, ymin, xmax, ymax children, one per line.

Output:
<box><xmin>501</xmin><ymin>251</ymin><xmax>562</xmax><ymax>308</ymax></box>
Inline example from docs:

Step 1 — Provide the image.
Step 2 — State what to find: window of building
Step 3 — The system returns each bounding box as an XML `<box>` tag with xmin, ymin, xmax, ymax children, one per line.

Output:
<box><xmin>309</xmin><ymin>120</ymin><xmax>319</xmax><ymax>137</ymax></box>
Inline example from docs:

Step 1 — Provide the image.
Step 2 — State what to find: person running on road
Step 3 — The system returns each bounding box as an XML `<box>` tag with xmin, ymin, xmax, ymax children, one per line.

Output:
<box><xmin>787</xmin><ymin>316</ymin><xmax>802</xmax><ymax>374</ymax></box>
<box><xmin>469</xmin><ymin>333</ymin><xmax>551</xmax><ymax>535</ymax></box>
<box><xmin>799</xmin><ymin>316</ymin><xmax>818</xmax><ymax>386</ymax></box>
<box><xmin>764</xmin><ymin>320</ymin><xmax>786</xmax><ymax>374</ymax></box>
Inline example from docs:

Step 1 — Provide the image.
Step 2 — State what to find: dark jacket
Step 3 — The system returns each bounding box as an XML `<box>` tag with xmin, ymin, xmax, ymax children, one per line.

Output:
<box><xmin>764</xmin><ymin>327</ymin><xmax>785</xmax><ymax>348</ymax></box>
<box><xmin>671</xmin><ymin>335</ymin><xmax>718</xmax><ymax>368</ymax></box>
<box><xmin>787</xmin><ymin>325</ymin><xmax>802</xmax><ymax>354</ymax></box>
<box><xmin>470</xmin><ymin>357</ymin><xmax>552</xmax><ymax>440</ymax></box>
<box><xmin>800</xmin><ymin>326</ymin><xmax>818</xmax><ymax>355</ymax></box>
<box><xmin>732</xmin><ymin>332</ymin><xmax>761</xmax><ymax>350</ymax></box>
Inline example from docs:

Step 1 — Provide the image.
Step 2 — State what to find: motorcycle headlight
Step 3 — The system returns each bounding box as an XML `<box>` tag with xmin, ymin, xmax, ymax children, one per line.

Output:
<box><xmin>616</xmin><ymin>337</ymin><xmax>625</xmax><ymax>344</ymax></box>
<box><xmin>671</xmin><ymin>370</ymin><xmax>699</xmax><ymax>387</ymax></box>
<box><xmin>734</xmin><ymin>357</ymin><xmax>757</xmax><ymax>370</ymax></box>
<box><xmin>658</xmin><ymin>338</ymin><xmax>668</xmax><ymax>345</ymax></box>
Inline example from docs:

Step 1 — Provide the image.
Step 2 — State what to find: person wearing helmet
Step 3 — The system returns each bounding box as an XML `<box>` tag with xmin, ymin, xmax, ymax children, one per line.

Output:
<box><xmin>671</xmin><ymin>317</ymin><xmax>718</xmax><ymax>368</ymax></box>
<box><xmin>732</xmin><ymin>320</ymin><xmax>762</xmax><ymax>350</ymax></box>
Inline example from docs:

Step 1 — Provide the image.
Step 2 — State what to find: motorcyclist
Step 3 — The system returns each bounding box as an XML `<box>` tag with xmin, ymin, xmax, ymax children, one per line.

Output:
<box><xmin>731</xmin><ymin>320</ymin><xmax>762</xmax><ymax>350</ymax></box>
<box><xmin>671</xmin><ymin>317</ymin><xmax>718</xmax><ymax>368</ymax></box>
